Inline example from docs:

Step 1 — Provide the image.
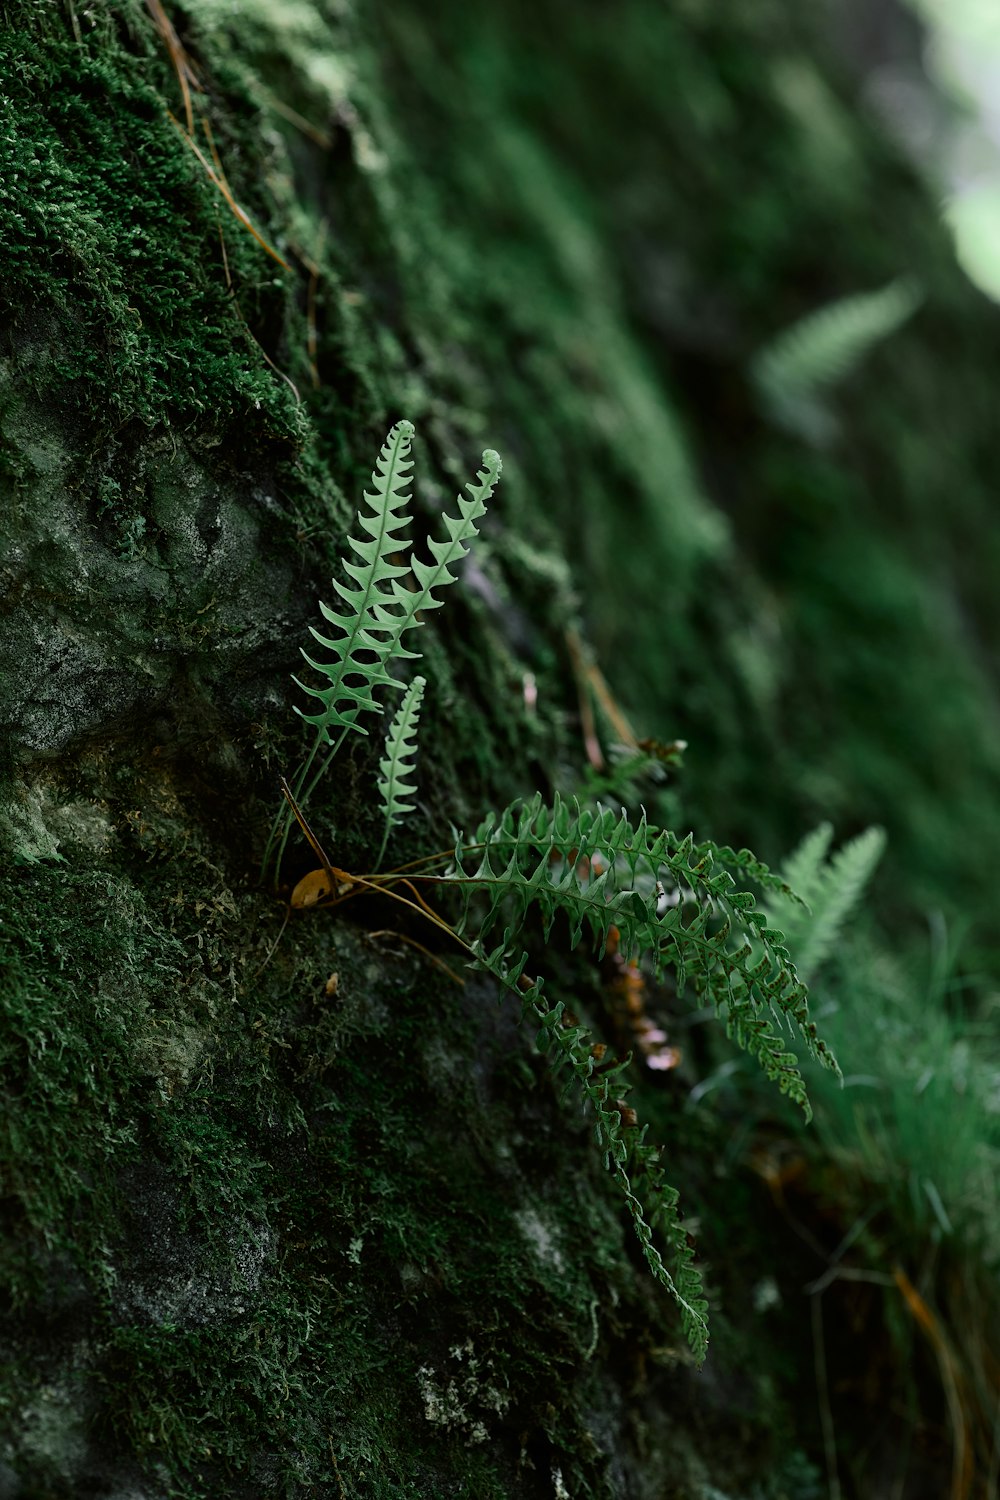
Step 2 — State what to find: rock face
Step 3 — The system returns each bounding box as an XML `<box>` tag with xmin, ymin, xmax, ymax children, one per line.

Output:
<box><xmin>2</xmin><ymin>2</ymin><xmax>999</xmax><ymax>1497</ymax></box>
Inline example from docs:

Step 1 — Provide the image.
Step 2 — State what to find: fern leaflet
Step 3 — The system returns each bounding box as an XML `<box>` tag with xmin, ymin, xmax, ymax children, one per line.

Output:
<box><xmin>375</xmin><ymin>675</ymin><xmax>425</xmax><ymax>869</ymax></box>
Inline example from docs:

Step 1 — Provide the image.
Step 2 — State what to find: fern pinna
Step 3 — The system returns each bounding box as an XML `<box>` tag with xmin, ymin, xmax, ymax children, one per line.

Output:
<box><xmin>270</xmin><ymin>420</ymin><xmax>839</xmax><ymax>1363</ymax></box>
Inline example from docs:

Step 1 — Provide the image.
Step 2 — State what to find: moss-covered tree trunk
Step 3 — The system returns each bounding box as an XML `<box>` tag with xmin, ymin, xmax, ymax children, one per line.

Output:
<box><xmin>4</xmin><ymin>2</ymin><xmax>1000</xmax><ymax>1496</ymax></box>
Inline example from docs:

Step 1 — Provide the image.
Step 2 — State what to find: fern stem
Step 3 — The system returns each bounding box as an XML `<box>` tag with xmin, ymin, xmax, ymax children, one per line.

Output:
<box><xmin>261</xmin><ymin>726</ymin><xmax>349</xmax><ymax>887</ymax></box>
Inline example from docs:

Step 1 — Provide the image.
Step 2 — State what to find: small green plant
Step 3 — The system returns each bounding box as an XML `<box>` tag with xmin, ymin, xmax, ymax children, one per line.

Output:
<box><xmin>268</xmin><ymin>420</ymin><xmax>841</xmax><ymax>1361</ymax></box>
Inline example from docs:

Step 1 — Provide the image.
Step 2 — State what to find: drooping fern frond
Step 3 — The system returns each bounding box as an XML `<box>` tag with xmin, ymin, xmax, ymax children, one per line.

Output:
<box><xmin>450</xmin><ymin>794</ymin><xmax>839</xmax><ymax>1111</ymax></box>
<box><xmin>767</xmin><ymin>822</ymin><xmax>886</xmax><ymax>982</ymax></box>
<box><xmin>375</xmin><ymin>674</ymin><xmax>425</xmax><ymax>870</ymax></box>
<box><xmin>469</xmin><ymin>939</ymin><xmax>710</xmax><ymax>1361</ymax></box>
<box><xmin>293</xmin><ymin>419</ymin><xmax>417</xmax><ymax>745</ymax></box>
<box><xmin>753</xmin><ymin>278</ymin><xmax>922</xmax><ymax>441</ymax></box>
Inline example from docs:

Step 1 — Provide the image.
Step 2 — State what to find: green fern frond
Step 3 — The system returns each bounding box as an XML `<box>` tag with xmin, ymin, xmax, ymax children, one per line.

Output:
<box><xmin>390</xmin><ymin>448</ymin><xmax>502</xmax><ymax>640</ymax></box>
<box><xmin>755</xmin><ymin>278</ymin><xmax>921</xmax><ymax>398</ymax></box>
<box><xmin>770</xmin><ymin>823</ymin><xmax>886</xmax><ymax>981</ymax></box>
<box><xmin>753</xmin><ymin>278</ymin><xmax>922</xmax><ymax>440</ymax></box>
<box><xmin>779</xmin><ymin>822</ymin><xmax>834</xmax><ymax>911</ymax></box>
<box><xmin>450</xmin><ymin>794</ymin><xmax>838</xmax><ymax>1112</ymax></box>
<box><xmin>375</xmin><ymin>674</ymin><xmax>425</xmax><ymax>869</ymax></box>
<box><xmin>293</xmin><ymin>419</ymin><xmax>416</xmax><ymax>744</ymax></box>
<box><xmin>469</xmin><ymin>937</ymin><xmax>710</xmax><ymax>1360</ymax></box>
<box><xmin>266</xmin><ymin>425</ymin><xmax>502</xmax><ymax>882</ymax></box>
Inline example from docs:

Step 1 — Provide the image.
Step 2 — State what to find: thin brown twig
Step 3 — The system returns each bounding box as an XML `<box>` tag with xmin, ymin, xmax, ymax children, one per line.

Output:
<box><xmin>147</xmin><ymin>0</ymin><xmax>199</xmax><ymax>135</ymax></box>
<box><xmin>168</xmin><ymin>110</ymin><xmax>291</xmax><ymax>270</ymax></box>
<box><xmin>262</xmin><ymin>90</ymin><xmax>332</xmax><ymax>148</ymax></box>
<box><xmin>366</xmin><ymin>930</ymin><xmax>466</xmax><ymax>986</ymax></box>
<box><xmin>894</xmin><ymin>1266</ymin><xmax>974</xmax><ymax>1500</ymax></box>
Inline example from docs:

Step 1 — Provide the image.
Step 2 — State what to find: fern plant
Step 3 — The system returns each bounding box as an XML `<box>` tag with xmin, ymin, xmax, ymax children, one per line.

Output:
<box><xmin>262</xmin><ymin>421</ymin><xmax>500</xmax><ymax>876</ymax></box>
<box><xmin>269</xmin><ymin>420</ymin><xmax>840</xmax><ymax>1363</ymax></box>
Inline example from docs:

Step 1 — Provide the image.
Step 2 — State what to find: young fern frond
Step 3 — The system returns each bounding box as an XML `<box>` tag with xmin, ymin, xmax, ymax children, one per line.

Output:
<box><xmin>468</xmin><ymin>939</ymin><xmax>710</xmax><ymax>1361</ymax></box>
<box><xmin>767</xmin><ymin>823</ymin><xmax>886</xmax><ymax>981</ymax></box>
<box><xmin>375</xmin><ymin>675</ymin><xmax>425</xmax><ymax>870</ymax></box>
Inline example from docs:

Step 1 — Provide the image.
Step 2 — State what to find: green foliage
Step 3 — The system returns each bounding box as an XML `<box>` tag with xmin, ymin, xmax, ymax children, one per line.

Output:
<box><xmin>440</xmin><ymin>795</ymin><xmax>842</xmax><ymax>1354</ymax></box>
<box><xmin>471</xmin><ymin>938</ymin><xmax>711</xmax><ymax>1359</ymax></box>
<box><xmin>753</xmin><ymin>278</ymin><xmax>922</xmax><ymax>440</ymax></box>
<box><xmin>452</xmin><ymin>795</ymin><xmax>836</xmax><ymax>1103</ymax></box>
<box><xmin>766</xmin><ymin>822</ymin><xmax>886</xmax><ymax>981</ymax></box>
<box><xmin>376</xmin><ymin>673</ymin><xmax>426</xmax><ymax>869</ymax></box>
<box><xmin>294</xmin><ymin>424</ymin><xmax>501</xmax><ymax>751</ymax></box>
<box><xmin>294</xmin><ymin>419</ymin><xmax>418</xmax><ymax>744</ymax></box>
<box><xmin>263</xmin><ymin>422</ymin><xmax>501</xmax><ymax>875</ymax></box>
<box><xmin>274</xmin><ymin>427</ymin><xmax>841</xmax><ymax>1361</ymax></box>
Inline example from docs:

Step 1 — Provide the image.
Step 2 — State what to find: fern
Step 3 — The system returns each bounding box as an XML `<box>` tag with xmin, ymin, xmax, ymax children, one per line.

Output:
<box><xmin>753</xmin><ymin>278</ymin><xmax>921</xmax><ymax>441</ymax></box>
<box><xmin>293</xmin><ymin>419</ymin><xmax>417</xmax><ymax>748</ymax></box>
<box><xmin>273</xmin><ymin>426</ymin><xmax>843</xmax><ymax>1363</ymax></box>
<box><xmin>375</xmin><ymin>674</ymin><xmax>425</xmax><ymax>870</ymax></box>
<box><xmin>450</xmin><ymin>796</ymin><xmax>838</xmax><ymax>1108</ymax></box>
<box><xmin>263</xmin><ymin>422</ymin><xmax>501</xmax><ymax>878</ymax></box>
<box><xmin>437</xmin><ymin>794</ymin><xmax>839</xmax><ymax>1350</ymax></box>
<box><xmin>391</xmin><ymin>448</ymin><xmax>501</xmax><ymax>640</ymax></box>
<box><xmin>767</xmin><ymin>823</ymin><xmax>886</xmax><ymax>981</ymax></box>
<box><xmin>293</xmin><ymin>429</ymin><xmax>500</xmax><ymax>799</ymax></box>
<box><xmin>471</xmin><ymin>939</ymin><xmax>710</xmax><ymax>1360</ymax></box>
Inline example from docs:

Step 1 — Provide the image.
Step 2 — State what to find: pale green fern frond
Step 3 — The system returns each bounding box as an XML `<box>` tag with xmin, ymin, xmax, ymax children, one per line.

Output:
<box><xmin>293</xmin><ymin>419</ymin><xmax>416</xmax><ymax>744</ymax></box>
<box><xmin>769</xmin><ymin>823</ymin><xmax>886</xmax><ymax>981</ymax></box>
<box><xmin>375</xmin><ymin>674</ymin><xmax>425</xmax><ymax>869</ymax></box>
<box><xmin>780</xmin><ymin>822</ymin><xmax>835</xmax><ymax>912</ymax></box>
<box><xmin>265</xmin><ymin>423</ymin><xmax>501</xmax><ymax>881</ymax></box>
<box><xmin>754</xmin><ymin>278</ymin><xmax>922</xmax><ymax>440</ymax></box>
